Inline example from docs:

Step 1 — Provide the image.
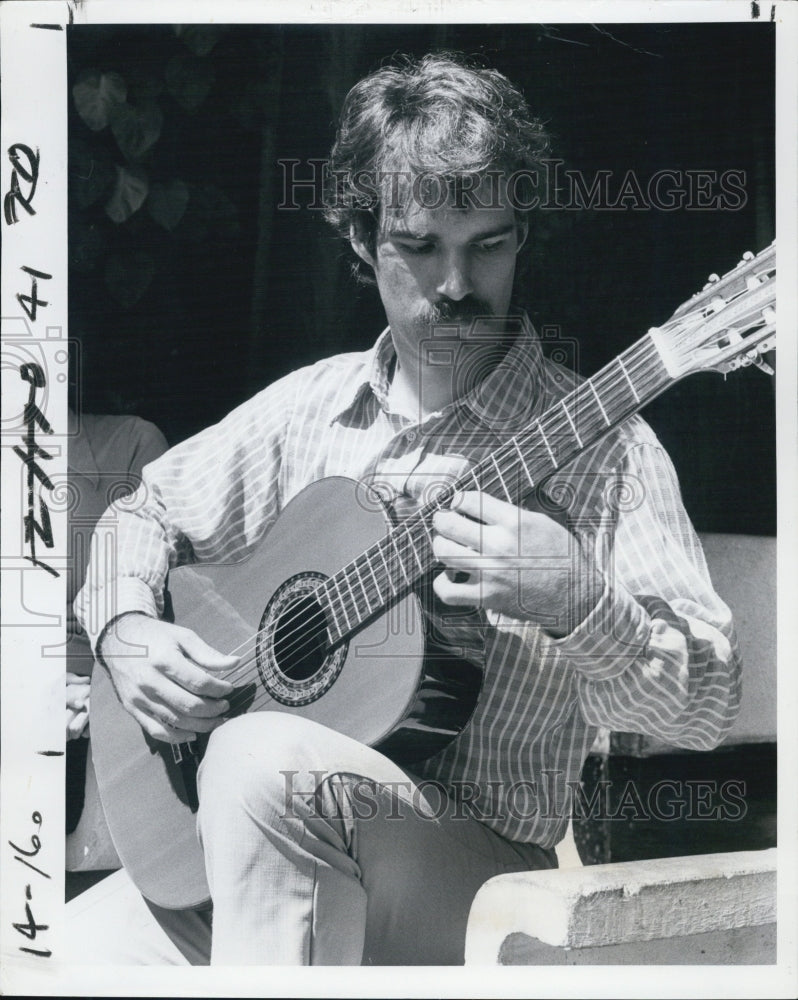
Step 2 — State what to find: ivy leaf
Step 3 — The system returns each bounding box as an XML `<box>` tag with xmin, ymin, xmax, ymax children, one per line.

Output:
<box><xmin>147</xmin><ymin>179</ymin><xmax>190</xmax><ymax>231</ymax></box>
<box><xmin>173</xmin><ymin>24</ymin><xmax>224</xmax><ymax>57</ymax></box>
<box><xmin>69</xmin><ymin>137</ymin><xmax>116</xmax><ymax>209</ymax></box>
<box><xmin>105</xmin><ymin>164</ymin><xmax>149</xmax><ymax>223</ymax></box>
<box><xmin>165</xmin><ymin>53</ymin><xmax>216</xmax><ymax>112</ymax></box>
<box><xmin>110</xmin><ymin>101</ymin><xmax>164</xmax><ymax>161</ymax></box>
<box><xmin>72</xmin><ymin>70</ymin><xmax>127</xmax><ymax>131</ymax></box>
<box><xmin>104</xmin><ymin>250</ymin><xmax>155</xmax><ymax>308</ymax></box>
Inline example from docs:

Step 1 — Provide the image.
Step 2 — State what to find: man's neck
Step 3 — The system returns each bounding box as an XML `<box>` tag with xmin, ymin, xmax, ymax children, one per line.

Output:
<box><xmin>388</xmin><ymin>328</ymin><xmax>518</xmax><ymax>423</ymax></box>
<box><xmin>387</xmin><ymin>352</ymin><xmax>453</xmax><ymax>423</ymax></box>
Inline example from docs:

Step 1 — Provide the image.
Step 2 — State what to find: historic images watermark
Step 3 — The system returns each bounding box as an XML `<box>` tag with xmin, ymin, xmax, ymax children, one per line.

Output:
<box><xmin>279</xmin><ymin>770</ymin><xmax>748</xmax><ymax>824</ymax></box>
<box><xmin>277</xmin><ymin>159</ymin><xmax>748</xmax><ymax>213</ymax></box>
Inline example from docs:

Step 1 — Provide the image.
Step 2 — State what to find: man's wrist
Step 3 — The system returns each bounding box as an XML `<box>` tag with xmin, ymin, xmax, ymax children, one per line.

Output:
<box><xmin>96</xmin><ymin>610</ymin><xmax>154</xmax><ymax>669</ymax></box>
<box><xmin>544</xmin><ymin>558</ymin><xmax>604</xmax><ymax>639</ymax></box>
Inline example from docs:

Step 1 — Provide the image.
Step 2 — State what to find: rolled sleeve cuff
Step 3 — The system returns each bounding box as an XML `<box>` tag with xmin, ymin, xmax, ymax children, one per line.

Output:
<box><xmin>80</xmin><ymin>576</ymin><xmax>160</xmax><ymax>654</ymax></box>
<box><xmin>545</xmin><ymin>581</ymin><xmax>651</xmax><ymax>681</ymax></box>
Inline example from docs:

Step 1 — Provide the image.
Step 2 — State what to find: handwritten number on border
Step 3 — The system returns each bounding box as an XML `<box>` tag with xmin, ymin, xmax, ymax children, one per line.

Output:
<box><xmin>4</xmin><ymin>144</ymin><xmax>40</xmax><ymax>225</ymax></box>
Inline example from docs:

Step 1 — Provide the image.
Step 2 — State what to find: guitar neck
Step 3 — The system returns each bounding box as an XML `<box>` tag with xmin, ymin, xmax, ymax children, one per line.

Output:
<box><xmin>320</xmin><ymin>331</ymin><xmax>674</xmax><ymax>645</ymax></box>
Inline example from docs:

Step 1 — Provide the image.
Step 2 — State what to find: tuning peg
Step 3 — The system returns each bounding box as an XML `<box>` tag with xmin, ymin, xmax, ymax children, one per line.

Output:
<box><xmin>706</xmin><ymin>295</ymin><xmax>726</xmax><ymax>314</ymax></box>
<box><xmin>742</xmin><ymin>251</ymin><xmax>755</xmax><ymax>261</ymax></box>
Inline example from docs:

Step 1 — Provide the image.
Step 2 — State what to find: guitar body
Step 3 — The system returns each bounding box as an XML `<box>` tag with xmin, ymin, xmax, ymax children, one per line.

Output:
<box><xmin>90</xmin><ymin>477</ymin><xmax>483</xmax><ymax>909</ymax></box>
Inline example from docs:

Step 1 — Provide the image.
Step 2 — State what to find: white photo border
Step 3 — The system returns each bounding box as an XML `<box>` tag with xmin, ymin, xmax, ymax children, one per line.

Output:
<box><xmin>1</xmin><ymin>1</ymin><xmax>796</xmax><ymax>996</ymax></box>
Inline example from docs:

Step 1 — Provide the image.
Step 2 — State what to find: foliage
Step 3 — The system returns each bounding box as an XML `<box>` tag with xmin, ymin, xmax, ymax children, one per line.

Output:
<box><xmin>69</xmin><ymin>24</ymin><xmax>272</xmax><ymax>309</ymax></box>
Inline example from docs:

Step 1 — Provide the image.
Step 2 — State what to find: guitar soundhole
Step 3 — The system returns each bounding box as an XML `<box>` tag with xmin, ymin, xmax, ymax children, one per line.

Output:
<box><xmin>256</xmin><ymin>571</ymin><xmax>348</xmax><ymax>706</ymax></box>
<box><xmin>273</xmin><ymin>593</ymin><xmax>326</xmax><ymax>682</ymax></box>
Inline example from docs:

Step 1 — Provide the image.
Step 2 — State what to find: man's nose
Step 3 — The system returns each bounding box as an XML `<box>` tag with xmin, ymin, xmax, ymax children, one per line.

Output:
<box><xmin>437</xmin><ymin>252</ymin><xmax>474</xmax><ymax>301</ymax></box>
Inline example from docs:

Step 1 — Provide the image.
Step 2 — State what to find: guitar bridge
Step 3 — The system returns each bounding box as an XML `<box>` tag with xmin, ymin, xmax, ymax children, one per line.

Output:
<box><xmin>171</xmin><ymin>740</ymin><xmax>196</xmax><ymax>765</ymax></box>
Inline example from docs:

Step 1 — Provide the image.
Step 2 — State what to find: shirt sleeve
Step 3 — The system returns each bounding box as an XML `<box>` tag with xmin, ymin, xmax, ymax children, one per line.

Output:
<box><xmin>74</xmin><ymin>372</ymin><xmax>300</xmax><ymax>652</ymax></box>
<box><xmin>546</xmin><ymin>438</ymin><xmax>742</xmax><ymax>751</ymax></box>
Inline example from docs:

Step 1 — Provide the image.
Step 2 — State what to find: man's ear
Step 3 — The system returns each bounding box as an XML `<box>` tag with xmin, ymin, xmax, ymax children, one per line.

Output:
<box><xmin>515</xmin><ymin>218</ymin><xmax>529</xmax><ymax>254</ymax></box>
<box><xmin>349</xmin><ymin>224</ymin><xmax>377</xmax><ymax>270</ymax></box>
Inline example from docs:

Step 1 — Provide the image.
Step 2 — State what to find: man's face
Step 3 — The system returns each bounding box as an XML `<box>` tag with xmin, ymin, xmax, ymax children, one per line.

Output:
<box><xmin>357</xmin><ymin>173</ymin><xmax>525</xmax><ymax>357</ymax></box>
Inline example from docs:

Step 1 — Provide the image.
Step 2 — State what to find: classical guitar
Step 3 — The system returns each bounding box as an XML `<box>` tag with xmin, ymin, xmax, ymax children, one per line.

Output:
<box><xmin>89</xmin><ymin>244</ymin><xmax>776</xmax><ymax>909</ymax></box>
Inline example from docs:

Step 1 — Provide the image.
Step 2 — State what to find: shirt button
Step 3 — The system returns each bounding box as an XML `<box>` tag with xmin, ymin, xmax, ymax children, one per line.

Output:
<box><xmin>405</xmin><ymin>430</ymin><xmax>417</xmax><ymax>444</ymax></box>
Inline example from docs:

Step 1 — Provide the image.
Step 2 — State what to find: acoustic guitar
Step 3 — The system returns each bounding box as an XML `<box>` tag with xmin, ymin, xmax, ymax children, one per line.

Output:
<box><xmin>89</xmin><ymin>244</ymin><xmax>776</xmax><ymax>909</ymax></box>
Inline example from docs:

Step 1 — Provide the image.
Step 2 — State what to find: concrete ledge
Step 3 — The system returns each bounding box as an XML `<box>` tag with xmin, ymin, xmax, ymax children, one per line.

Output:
<box><xmin>465</xmin><ymin>848</ymin><xmax>776</xmax><ymax>965</ymax></box>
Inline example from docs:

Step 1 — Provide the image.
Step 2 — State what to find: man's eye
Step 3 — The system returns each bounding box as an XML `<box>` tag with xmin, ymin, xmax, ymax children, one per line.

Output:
<box><xmin>399</xmin><ymin>242</ymin><xmax>433</xmax><ymax>255</ymax></box>
<box><xmin>476</xmin><ymin>240</ymin><xmax>505</xmax><ymax>253</ymax></box>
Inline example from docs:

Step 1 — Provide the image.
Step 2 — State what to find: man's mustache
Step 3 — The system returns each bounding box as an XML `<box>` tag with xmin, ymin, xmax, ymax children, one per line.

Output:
<box><xmin>419</xmin><ymin>296</ymin><xmax>493</xmax><ymax>326</ymax></box>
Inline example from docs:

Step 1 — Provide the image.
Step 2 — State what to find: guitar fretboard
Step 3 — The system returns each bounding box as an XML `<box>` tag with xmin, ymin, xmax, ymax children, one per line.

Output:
<box><xmin>319</xmin><ymin>332</ymin><xmax>673</xmax><ymax>645</ymax></box>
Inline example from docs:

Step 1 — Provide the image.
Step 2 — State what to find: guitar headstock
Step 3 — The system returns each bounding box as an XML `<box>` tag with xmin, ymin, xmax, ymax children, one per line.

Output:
<box><xmin>649</xmin><ymin>242</ymin><xmax>775</xmax><ymax>379</ymax></box>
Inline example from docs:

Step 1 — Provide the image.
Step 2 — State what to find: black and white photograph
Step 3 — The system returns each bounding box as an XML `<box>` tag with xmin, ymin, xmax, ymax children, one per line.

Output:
<box><xmin>1</xmin><ymin>1</ymin><xmax>796</xmax><ymax>996</ymax></box>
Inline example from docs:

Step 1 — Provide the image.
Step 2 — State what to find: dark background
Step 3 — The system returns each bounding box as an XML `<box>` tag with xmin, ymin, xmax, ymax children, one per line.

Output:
<box><xmin>67</xmin><ymin>22</ymin><xmax>776</xmax><ymax>535</ymax></box>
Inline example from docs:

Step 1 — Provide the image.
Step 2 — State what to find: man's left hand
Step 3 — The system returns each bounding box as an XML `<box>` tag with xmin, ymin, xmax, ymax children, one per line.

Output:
<box><xmin>431</xmin><ymin>491</ymin><xmax>601</xmax><ymax>637</ymax></box>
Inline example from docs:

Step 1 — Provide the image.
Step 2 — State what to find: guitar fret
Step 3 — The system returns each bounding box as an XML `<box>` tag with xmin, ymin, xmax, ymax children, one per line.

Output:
<box><xmin>406</xmin><ymin>527</ymin><xmax>426</xmax><ymax>573</ymax></box>
<box><xmin>513</xmin><ymin>439</ymin><xmax>535</xmax><ymax>488</ymax></box>
<box><xmin>377</xmin><ymin>545</ymin><xmax>398</xmax><ymax>596</ymax></box>
<box><xmin>365</xmin><ymin>553</ymin><xmax>383</xmax><ymax>605</ymax></box>
<box><xmin>561</xmin><ymin>398</ymin><xmax>583</xmax><ymax>448</ymax></box>
<box><xmin>589</xmin><ymin>380</ymin><xmax>611</xmax><ymax>426</ymax></box>
<box><xmin>491</xmin><ymin>454</ymin><xmax>511</xmax><ymax>502</ymax></box>
<box><xmin>537</xmin><ymin>419</ymin><xmax>558</xmax><ymax>467</ymax></box>
<box><xmin>391</xmin><ymin>536</ymin><xmax>412</xmax><ymax>586</ymax></box>
<box><xmin>343</xmin><ymin>574</ymin><xmax>361</xmax><ymax>626</ymax></box>
<box><xmin>323</xmin><ymin>580</ymin><xmax>343</xmax><ymax>639</ymax></box>
<box><xmin>331</xmin><ymin>575</ymin><xmax>352</xmax><ymax>633</ymax></box>
<box><xmin>353</xmin><ymin>561</ymin><xmax>373</xmax><ymax>616</ymax></box>
<box><xmin>617</xmin><ymin>356</ymin><xmax>641</xmax><ymax>403</ymax></box>
<box><xmin>469</xmin><ymin>468</ymin><xmax>482</xmax><ymax>492</ymax></box>
<box><xmin>346</xmin><ymin>573</ymin><xmax>363</xmax><ymax>625</ymax></box>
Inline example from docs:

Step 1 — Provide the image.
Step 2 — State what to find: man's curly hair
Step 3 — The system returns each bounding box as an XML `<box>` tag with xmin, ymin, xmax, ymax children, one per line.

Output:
<box><xmin>323</xmin><ymin>52</ymin><xmax>550</xmax><ymax>282</ymax></box>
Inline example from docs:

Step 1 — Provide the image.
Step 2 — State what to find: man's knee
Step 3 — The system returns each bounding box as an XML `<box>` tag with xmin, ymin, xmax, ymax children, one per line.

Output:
<box><xmin>197</xmin><ymin>712</ymin><xmax>337</xmax><ymax>818</ymax></box>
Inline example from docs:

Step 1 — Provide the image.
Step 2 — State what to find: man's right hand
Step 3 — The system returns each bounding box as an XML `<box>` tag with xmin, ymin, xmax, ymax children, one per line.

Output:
<box><xmin>98</xmin><ymin>613</ymin><xmax>238</xmax><ymax>744</ymax></box>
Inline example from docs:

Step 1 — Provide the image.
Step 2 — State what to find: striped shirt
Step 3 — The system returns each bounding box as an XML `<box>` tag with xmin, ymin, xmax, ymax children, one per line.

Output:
<box><xmin>76</xmin><ymin>323</ymin><xmax>740</xmax><ymax>848</ymax></box>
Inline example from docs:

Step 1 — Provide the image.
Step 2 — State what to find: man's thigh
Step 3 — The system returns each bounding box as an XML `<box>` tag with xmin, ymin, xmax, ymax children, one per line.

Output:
<box><xmin>324</xmin><ymin>770</ymin><xmax>555</xmax><ymax>965</ymax></box>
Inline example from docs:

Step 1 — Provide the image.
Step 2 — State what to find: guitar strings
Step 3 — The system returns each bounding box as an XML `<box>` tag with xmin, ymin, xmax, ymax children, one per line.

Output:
<box><xmin>208</xmin><ymin>333</ymin><xmax>671</xmax><ymax>717</ymax></box>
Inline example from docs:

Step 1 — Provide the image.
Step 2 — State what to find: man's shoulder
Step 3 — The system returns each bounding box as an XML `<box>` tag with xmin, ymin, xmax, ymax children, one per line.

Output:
<box><xmin>231</xmin><ymin>347</ymin><xmax>374</xmax><ymax>421</ymax></box>
<box><xmin>278</xmin><ymin>346</ymin><xmax>371</xmax><ymax>385</ymax></box>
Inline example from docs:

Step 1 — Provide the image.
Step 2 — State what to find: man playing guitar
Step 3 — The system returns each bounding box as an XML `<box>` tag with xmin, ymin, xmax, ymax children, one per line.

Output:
<box><xmin>75</xmin><ymin>52</ymin><xmax>741</xmax><ymax>965</ymax></box>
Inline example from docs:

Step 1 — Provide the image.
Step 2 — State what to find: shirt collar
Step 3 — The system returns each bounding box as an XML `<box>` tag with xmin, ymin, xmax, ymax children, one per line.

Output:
<box><xmin>327</xmin><ymin>326</ymin><xmax>396</xmax><ymax>424</ymax></box>
<box><xmin>331</xmin><ymin>314</ymin><xmax>547</xmax><ymax>430</ymax></box>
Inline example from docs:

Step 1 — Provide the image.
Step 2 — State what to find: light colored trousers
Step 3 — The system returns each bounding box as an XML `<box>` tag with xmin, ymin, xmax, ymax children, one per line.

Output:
<box><xmin>69</xmin><ymin>713</ymin><xmax>556</xmax><ymax>965</ymax></box>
